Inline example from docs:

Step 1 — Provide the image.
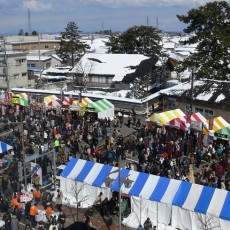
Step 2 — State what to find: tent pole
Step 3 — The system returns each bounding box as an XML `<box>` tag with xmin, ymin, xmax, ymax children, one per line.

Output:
<box><xmin>140</xmin><ymin>195</ymin><xmax>142</xmax><ymax>226</ymax></box>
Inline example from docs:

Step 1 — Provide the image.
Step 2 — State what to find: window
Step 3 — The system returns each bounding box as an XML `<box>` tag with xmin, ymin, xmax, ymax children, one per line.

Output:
<box><xmin>185</xmin><ymin>105</ymin><xmax>191</xmax><ymax>112</ymax></box>
<box><xmin>168</xmin><ymin>101</ymin><xmax>176</xmax><ymax>110</ymax></box>
<box><xmin>13</xmin><ymin>74</ymin><xmax>19</xmax><ymax>79</ymax></box>
<box><xmin>22</xmin><ymin>73</ymin><xmax>27</xmax><ymax>77</ymax></box>
<box><xmin>204</xmin><ymin>109</ymin><xmax>214</xmax><ymax>117</ymax></box>
<box><xmin>195</xmin><ymin>107</ymin><xmax>214</xmax><ymax>117</ymax></box>
<box><xmin>195</xmin><ymin>107</ymin><xmax>203</xmax><ymax>114</ymax></box>
<box><xmin>16</xmin><ymin>58</ymin><xmax>26</xmax><ymax>66</ymax></box>
<box><xmin>45</xmin><ymin>45</ymin><xmax>49</xmax><ymax>48</ymax></box>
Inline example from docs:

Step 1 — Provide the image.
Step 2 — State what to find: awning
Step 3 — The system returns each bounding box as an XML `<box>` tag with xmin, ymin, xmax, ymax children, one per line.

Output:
<box><xmin>149</xmin><ymin>109</ymin><xmax>185</xmax><ymax>125</ymax></box>
<box><xmin>11</xmin><ymin>92</ymin><xmax>29</xmax><ymax>106</ymax></box>
<box><xmin>169</xmin><ymin>112</ymin><xmax>208</xmax><ymax>132</ymax></box>
<box><xmin>215</xmin><ymin>127</ymin><xmax>230</xmax><ymax>140</ymax></box>
<box><xmin>16</xmin><ymin>93</ymin><xmax>29</xmax><ymax>107</ymax></box>
<box><xmin>61</xmin><ymin>158</ymin><xmax>230</xmax><ymax>221</ymax></box>
<box><xmin>207</xmin><ymin>116</ymin><xmax>230</xmax><ymax>131</ymax></box>
<box><xmin>83</xmin><ymin>99</ymin><xmax>114</xmax><ymax>119</ymax></box>
<box><xmin>0</xmin><ymin>141</ymin><xmax>13</xmax><ymax>154</ymax></box>
<box><xmin>44</xmin><ymin>95</ymin><xmax>61</xmax><ymax>107</ymax></box>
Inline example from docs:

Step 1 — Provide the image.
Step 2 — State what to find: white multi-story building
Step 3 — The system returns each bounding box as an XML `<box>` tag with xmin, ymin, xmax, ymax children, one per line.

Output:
<box><xmin>0</xmin><ymin>51</ymin><xmax>32</xmax><ymax>91</ymax></box>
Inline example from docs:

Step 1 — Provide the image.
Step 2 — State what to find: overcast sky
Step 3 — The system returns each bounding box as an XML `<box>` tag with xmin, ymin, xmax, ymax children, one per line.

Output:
<box><xmin>1</xmin><ymin>0</ymin><xmax>229</xmax><ymax>35</ymax></box>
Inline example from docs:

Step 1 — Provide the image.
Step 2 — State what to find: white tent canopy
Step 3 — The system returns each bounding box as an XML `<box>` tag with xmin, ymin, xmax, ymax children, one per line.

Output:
<box><xmin>61</xmin><ymin>158</ymin><xmax>230</xmax><ymax>229</ymax></box>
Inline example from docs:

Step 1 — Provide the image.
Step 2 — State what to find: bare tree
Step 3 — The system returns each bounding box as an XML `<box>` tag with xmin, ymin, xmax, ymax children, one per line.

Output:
<box><xmin>73</xmin><ymin>59</ymin><xmax>95</xmax><ymax>92</ymax></box>
<box><xmin>196</xmin><ymin>213</ymin><xmax>220</xmax><ymax>230</ymax></box>
<box><xmin>64</xmin><ymin>181</ymin><xmax>89</xmax><ymax>222</ymax></box>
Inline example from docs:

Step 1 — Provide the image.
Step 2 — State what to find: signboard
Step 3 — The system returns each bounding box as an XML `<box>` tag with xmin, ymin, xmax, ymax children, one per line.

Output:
<box><xmin>85</xmin><ymin>107</ymin><xmax>95</xmax><ymax>112</ymax></box>
<box><xmin>12</xmin><ymin>97</ymin><xmax>20</xmax><ymax>104</ymax></box>
<box><xmin>214</xmin><ymin>133</ymin><xmax>228</xmax><ymax>139</ymax></box>
<box><xmin>190</xmin><ymin>121</ymin><xmax>203</xmax><ymax>131</ymax></box>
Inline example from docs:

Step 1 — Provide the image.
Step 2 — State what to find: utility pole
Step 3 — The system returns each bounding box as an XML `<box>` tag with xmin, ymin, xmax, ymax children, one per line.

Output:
<box><xmin>190</xmin><ymin>67</ymin><xmax>196</xmax><ymax>112</ymax></box>
<box><xmin>3</xmin><ymin>40</ymin><xmax>9</xmax><ymax>92</ymax></box>
<box><xmin>146</xmin><ymin>16</ymin><xmax>149</xmax><ymax>26</ymax></box>
<box><xmin>38</xmin><ymin>34</ymin><xmax>42</xmax><ymax>87</ymax></box>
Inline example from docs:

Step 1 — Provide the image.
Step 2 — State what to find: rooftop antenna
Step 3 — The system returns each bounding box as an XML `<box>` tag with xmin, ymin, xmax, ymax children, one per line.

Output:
<box><xmin>28</xmin><ymin>8</ymin><xmax>32</xmax><ymax>35</ymax></box>
<box><xmin>102</xmin><ymin>21</ymin><xmax>104</xmax><ymax>35</ymax></box>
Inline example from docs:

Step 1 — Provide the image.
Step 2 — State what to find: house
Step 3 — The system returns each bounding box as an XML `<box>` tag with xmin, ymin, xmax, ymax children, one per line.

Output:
<box><xmin>27</xmin><ymin>55</ymin><xmax>51</xmax><ymax>69</ymax></box>
<box><xmin>9</xmin><ymin>39</ymin><xmax>60</xmax><ymax>52</ymax></box>
<box><xmin>0</xmin><ymin>51</ymin><xmax>32</xmax><ymax>90</ymax></box>
<box><xmin>160</xmin><ymin>79</ymin><xmax>230</xmax><ymax>123</ymax></box>
<box><xmin>71</xmin><ymin>53</ymin><xmax>155</xmax><ymax>91</ymax></box>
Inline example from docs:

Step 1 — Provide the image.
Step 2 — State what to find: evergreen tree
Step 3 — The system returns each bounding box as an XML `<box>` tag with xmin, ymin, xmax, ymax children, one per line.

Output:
<box><xmin>56</xmin><ymin>21</ymin><xmax>90</xmax><ymax>67</ymax></box>
<box><xmin>32</xmin><ymin>30</ymin><xmax>38</xmax><ymax>36</ymax></box>
<box><xmin>177</xmin><ymin>1</ymin><xmax>230</xmax><ymax>80</ymax></box>
<box><xmin>105</xmin><ymin>25</ymin><xmax>162</xmax><ymax>55</ymax></box>
<box><xmin>18</xmin><ymin>29</ymin><xmax>24</xmax><ymax>36</ymax></box>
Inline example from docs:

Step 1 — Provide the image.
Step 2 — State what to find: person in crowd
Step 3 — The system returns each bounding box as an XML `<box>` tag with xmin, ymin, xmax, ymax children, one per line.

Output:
<box><xmin>94</xmin><ymin>192</ymin><xmax>103</xmax><ymax>209</ymax></box>
<box><xmin>29</xmin><ymin>202</ymin><xmax>38</xmax><ymax>226</ymax></box>
<box><xmin>144</xmin><ymin>217</ymin><xmax>153</xmax><ymax>230</ymax></box>
<box><xmin>57</xmin><ymin>209</ymin><xmax>66</xmax><ymax>230</ymax></box>
<box><xmin>55</xmin><ymin>194</ymin><xmax>62</xmax><ymax>212</ymax></box>
<box><xmin>45</xmin><ymin>202</ymin><xmax>53</xmax><ymax>222</ymax></box>
<box><xmin>83</xmin><ymin>215</ymin><xmax>92</xmax><ymax>228</ymax></box>
<box><xmin>49</xmin><ymin>215</ymin><xmax>58</xmax><ymax>230</ymax></box>
<box><xmin>31</xmin><ymin>188</ymin><xmax>41</xmax><ymax>204</ymax></box>
<box><xmin>32</xmin><ymin>173</ymin><xmax>40</xmax><ymax>190</ymax></box>
<box><xmin>35</xmin><ymin>221</ymin><xmax>45</xmax><ymax>230</ymax></box>
<box><xmin>11</xmin><ymin>212</ymin><xmax>19</xmax><ymax>230</ymax></box>
<box><xmin>3</xmin><ymin>212</ymin><xmax>11</xmax><ymax>230</ymax></box>
<box><xmin>24</xmin><ymin>200</ymin><xmax>32</xmax><ymax>218</ymax></box>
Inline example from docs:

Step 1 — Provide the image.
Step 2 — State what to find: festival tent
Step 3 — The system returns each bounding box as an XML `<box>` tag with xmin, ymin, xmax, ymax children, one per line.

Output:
<box><xmin>83</xmin><ymin>99</ymin><xmax>114</xmax><ymax>119</ymax></box>
<box><xmin>60</xmin><ymin>158</ymin><xmax>230</xmax><ymax>229</ymax></box>
<box><xmin>168</xmin><ymin>112</ymin><xmax>208</xmax><ymax>132</ymax></box>
<box><xmin>44</xmin><ymin>95</ymin><xmax>61</xmax><ymax>107</ymax></box>
<box><xmin>0</xmin><ymin>141</ymin><xmax>13</xmax><ymax>154</ymax></box>
<box><xmin>148</xmin><ymin>109</ymin><xmax>186</xmax><ymax>125</ymax></box>
<box><xmin>215</xmin><ymin>127</ymin><xmax>230</xmax><ymax>140</ymax></box>
<box><xmin>11</xmin><ymin>92</ymin><xmax>29</xmax><ymax>106</ymax></box>
<box><xmin>207</xmin><ymin>116</ymin><xmax>230</xmax><ymax>131</ymax></box>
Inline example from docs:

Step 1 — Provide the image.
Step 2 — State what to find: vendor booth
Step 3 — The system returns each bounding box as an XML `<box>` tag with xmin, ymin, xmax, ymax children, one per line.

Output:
<box><xmin>44</xmin><ymin>95</ymin><xmax>61</xmax><ymax>107</ymax></box>
<box><xmin>168</xmin><ymin>112</ymin><xmax>208</xmax><ymax>132</ymax></box>
<box><xmin>60</xmin><ymin>158</ymin><xmax>230</xmax><ymax>229</ymax></box>
<box><xmin>148</xmin><ymin>109</ymin><xmax>185</xmax><ymax>125</ymax></box>
<box><xmin>83</xmin><ymin>99</ymin><xmax>114</xmax><ymax>119</ymax></box>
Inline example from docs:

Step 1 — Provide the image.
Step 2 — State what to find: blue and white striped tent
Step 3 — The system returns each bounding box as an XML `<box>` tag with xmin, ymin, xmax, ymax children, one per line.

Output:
<box><xmin>0</xmin><ymin>141</ymin><xmax>13</xmax><ymax>154</ymax></box>
<box><xmin>61</xmin><ymin>158</ymin><xmax>230</xmax><ymax>221</ymax></box>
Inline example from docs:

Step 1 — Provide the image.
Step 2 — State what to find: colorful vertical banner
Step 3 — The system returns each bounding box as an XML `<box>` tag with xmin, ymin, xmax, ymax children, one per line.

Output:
<box><xmin>209</xmin><ymin>116</ymin><xmax>214</xmax><ymax>130</ymax></box>
<box><xmin>1</xmin><ymin>105</ymin><xmax>5</xmax><ymax>116</ymax></box>
<box><xmin>31</xmin><ymin>162</ymin><xmax>42</xmax><ymax>186</ymax></box>
<box><xmin>16</xmin><ymin>105</ymin><xmax>20</xmax><ymax>115</ymax></box>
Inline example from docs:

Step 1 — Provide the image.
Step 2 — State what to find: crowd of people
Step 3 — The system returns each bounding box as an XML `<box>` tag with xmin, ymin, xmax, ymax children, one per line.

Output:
<box><xmin>0</xmin><ymin>102</ymin><xmax>230</xmax><ymax>229</ymax></box>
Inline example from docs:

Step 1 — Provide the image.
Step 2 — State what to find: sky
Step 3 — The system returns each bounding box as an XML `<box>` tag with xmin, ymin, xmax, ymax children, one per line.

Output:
<box><xmin>0</xmin><ymin>0</ymin><xmax>230</xmax><ymax>35</ymax></box>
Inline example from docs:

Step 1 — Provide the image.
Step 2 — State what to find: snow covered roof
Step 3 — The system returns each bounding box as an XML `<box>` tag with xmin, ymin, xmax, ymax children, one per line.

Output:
<box><xmin>27</xmin><ymin>56</ymin><xmax>51</xmax><ymax>61</ymax></box>
<box><xmin>42</xmin><ymin>66</ymin><xmax>72</xmax><ymax>74</ymax></box>
<box><xmin>163</xmin><ymin>42</ymin><xmax>175</xmax><ymax>49</ymax></box>
<box><xmin>72</xmin><ymin>53</ymin><xmax>150</xmax><ymax>82</ymax></box>
<box><xmin>160</xmin><ymin>79</ymin><xmax>230</xmax><ymax>103</ymax></box>
<box><xmin>50</xmin><ymin>54</ymin><xmax>62</xmax><ymax>61</ymax></box>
